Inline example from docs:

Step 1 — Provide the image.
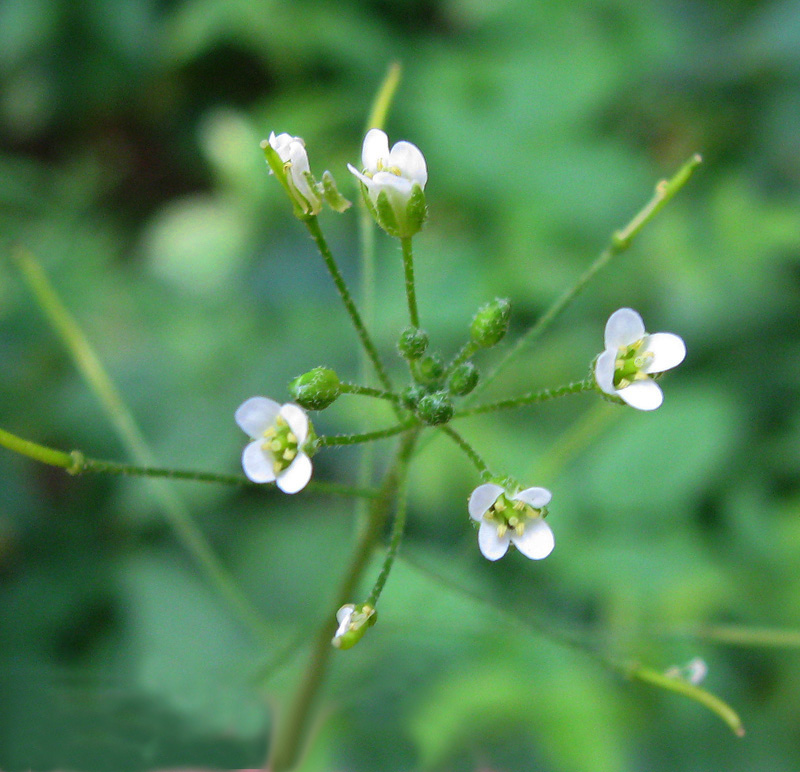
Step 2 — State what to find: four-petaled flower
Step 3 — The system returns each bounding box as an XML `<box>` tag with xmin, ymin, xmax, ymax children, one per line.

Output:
<box><xmin>348</xmin><ymin>128</ymin><xmax>427</xmax><ymax>237</ymax></box>
<box><xmin>235</xmin><ymin>397</ymin><xmax>313</xmax><ymax>493</ymax></box>
<box><xmin>266</xmin><ymin>131</ymin><xmax>322</xmax><ymax>215</ymax></box>
<box><xmin>594</xmin><ymin>307</ymin><xmax>686</xmax><ymax>411</ymax></box>
<box><xmin>468</xmin><ymin>483</ymin><xmax>555</xmax><ymax>561</ymax></box>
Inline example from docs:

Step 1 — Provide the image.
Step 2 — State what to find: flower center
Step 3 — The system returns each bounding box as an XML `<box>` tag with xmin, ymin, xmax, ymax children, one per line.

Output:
<box><xmin>483</xmin><ymin>494</ymin><xmax>545</xmax><ymax>539</ymax></box>
<box><xmin>375</xmin><ymin>159</ymin><xmax>403</xmax><ymax>177</ymax></box>
<box><xmin>613</xmin><ymin>339</ymin><xmax>654</xmax><ymax>388</ymax></box>
<box><xmin>261</xmin><ymin>416</ymin><xmax>299</xmax><ymax>474</ymax></box>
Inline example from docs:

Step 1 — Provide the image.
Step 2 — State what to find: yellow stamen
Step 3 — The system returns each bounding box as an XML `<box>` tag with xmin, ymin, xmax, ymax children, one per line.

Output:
<box><xmin>286</xmin><ymin>432</ymin><xmax>297</xmax><ymax>444</ymax></box>
<box><xmin>496</xmin><ymin>524</ymin><xmax>507</xmax><ymax>539</ymax></box>
<box><xmin>513</xmin><ymin>500</ymin><xmax>525</xmax><ymax>511</ymax></box>
<box><xmin>494</xmin><ymin>499</ymin><xmax>506</xmax><ymax>512</ymax></box>
<box><xmin>270</xmin><ymin>439</ymin><xmax>282</xmax><ymax>452</ymax></box>
<box><xmin>282</xmin><ymin>448</ymin><xmax>296</xmax><ymax>461</ymax></box>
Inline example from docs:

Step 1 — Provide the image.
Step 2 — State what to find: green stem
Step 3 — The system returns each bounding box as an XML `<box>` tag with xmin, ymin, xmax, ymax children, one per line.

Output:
<box><xmin>470</xmin><ymin>154</ymin><xmax>702</xmax><ymax>401</ymax></box>
<box><xmin>400</xmin><ymin>236</ymin><xmax>420</xmax><ymax>328</ymax></box>
<box><xmin>670</xmin><ymin>624</ymin><xmax>800</xmax><ymax>649</ymax></box>
<box><xmin>317</xmin><ymin>420</ymin><xmax>416</xmax><ymax>447</ymax></box>
<box><xmin>268</xmin><ymin>428</ymin><xmax>420</xmax><ymax>772</ymax></box>
<box><xmin>627</xmin><ymin>663</ymin><xmax>745</xmax><ymax>737</ymax></box>
<box><xmin>339</xmin><ymin>382</ymin><xmax>400</xmax><ymax>403</ymax></box>
<box><xmin>454</xmin><ymin>378</ymin><xmax>594</xmax><ymax>418</ymax></box>
<box><xmin>437</xmin><ymin>426</ymin><xmax>492</xmax><ymax>480</ymax></box>
<box><xmin>12</xmin><ymin>247</ymin><xmax>273</xmax><ymax>644</ymax></box>
<box><xmin>304</xmin><ymin>217</ymin><xmax>394</xmax><ymax>395</ymax></box>
<box><xmin>365</xmin><ymin>465</ymin><xmax>409</xmax><ymax>608</ymax></box>
<box><xmin>0</xmin><ymin>426</ymin><xmax>74</xmax><ymax>470</ymax></box>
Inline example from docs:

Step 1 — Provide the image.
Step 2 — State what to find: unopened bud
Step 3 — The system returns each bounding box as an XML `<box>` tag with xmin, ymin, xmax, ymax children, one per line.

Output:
<box><xmin>470</xmin><ymin>298</ymin><xmax>511</xmax><ymax>348</ymax></box>
<box><xmin>416</xmin><ymin>392</ymin><xmax>454</xmax><ymax>425</ymax></box>
<box><xmin>398</xmin><ymin>326</ymin><xmax>429</xmax><ymax>360</ymax></box>
<box><xmin>288</xmin><ymin>367</ymin><xmax>341</xmax><ymax>410</ymax></box>
<box><xmin>416</xmin><ymin>353</ymin><xmax>444</xmax><ymax>385</ymax></box>
<box><xmin>448</xmin><ymin>362</ymin><xmax>479</xmax><ymax>396</ymax></box>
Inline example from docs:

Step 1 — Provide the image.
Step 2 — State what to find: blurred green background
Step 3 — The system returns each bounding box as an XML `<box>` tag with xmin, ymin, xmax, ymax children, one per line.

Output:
<box><xmin>1</xmin><ymin>0</ymin><xmax>799</xmax><ymax>770</ymax></box>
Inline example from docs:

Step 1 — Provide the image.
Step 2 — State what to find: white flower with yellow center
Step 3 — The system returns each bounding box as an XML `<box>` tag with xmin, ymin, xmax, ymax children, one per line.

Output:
<box><xmin>235</xmin><ymin>397</ymin><xmax>312</xmax><ymax>494</ymax></box>
<box><xmin>265</xmin><ymin>131</ymin><xmax>322</xmax><ymax>215</ymax></box>
<box><xmin>468</xmin><ymin>483</ymin><xmax>554</xmax><ymax>561</ymax></box>
<box><xmin>347</xmin><ymin>128</ymin><xmax>427</xmax><ymax>238</ymax></box>
<box><xmin>594</xmin><ymin>308</ymin><xmax>686</xmax><ymax>411</ymax></box>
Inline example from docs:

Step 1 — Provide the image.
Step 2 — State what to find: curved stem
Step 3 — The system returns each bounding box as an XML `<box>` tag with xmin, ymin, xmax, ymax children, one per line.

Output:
<box><xmin>437</xmin><ymin>426</ymin><xmax>492</xmax><ymax>480</ymax></box>
<box><xmin>268</xmin><ymin>428</ymin><xmax>420</xmax><ymax>771</ymax></box>
<box><xmin>365</xmin><ymin>466</ymin><xmax>409</xmax><ymax>608</ymax></box>
<box><xmin>317</xmin><ymin>420</ymin><xmax>416</xmax><ymax>447</ymax></box>
<box><xmin>444</xmin><ymin>340</ymin><xmax>479</xmax><ymax>379</ymax></box>
<box><xmin>469</xmin><ymin>154</ymin><xmax>702</xmax><ymax>402</ymax></box>
<box><xmin>454</xmin><ymin>378</ymin><xmax>594</xmax><ymax>419</ymax></box>
<box><xmin>339</xmin><ymin>382</ymin><xmax>400</xmax><ymax>403</ymax></box>
<box><xmin>304</xmin><ymin>217</ymin><xmax>394</xmax><ymax>396</ymax></box>
<box><xmin>400</xmin><ymin>236</ymin><xmax>419</xmax><ymax>328</ymax></box>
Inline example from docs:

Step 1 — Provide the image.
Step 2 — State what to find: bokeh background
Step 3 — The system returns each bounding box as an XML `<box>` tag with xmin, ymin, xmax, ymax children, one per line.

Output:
<box><xmin>1</xmin><ymin>0</ymin><xmax>799</xmax><ymax>770</ymax></box>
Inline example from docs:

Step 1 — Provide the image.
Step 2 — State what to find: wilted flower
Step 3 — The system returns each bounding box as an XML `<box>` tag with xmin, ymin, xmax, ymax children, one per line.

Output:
<box><xmin>235</xmin><ymin>397</ymin><xmax>313</xmax><ymax>493</ymax></box>
<box><xmin>348</xmin><ymin>128</ymin><xmax>427</xmax><ymax>238</ymax></box>
<box><xmin>263</xmin><ymin>131</ymin><xmax>323</xmax><ymax>215</ymax></box>
<box><xmin>332</xmin><ymin>603</ymin><xmax>375</xmax><ymax>649</ymax></box>
<box><xmin>594</xmin><ymin>307</ymin><xmax>686</xmax><ymax>411</ymax></box>
<box><xmin>468</xmin><ymin>483</ymin><xmax>554</xmax><ymax>561</ymax></box>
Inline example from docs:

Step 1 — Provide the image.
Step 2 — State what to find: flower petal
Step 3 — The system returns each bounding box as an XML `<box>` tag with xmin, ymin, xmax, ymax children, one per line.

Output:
<box><xmin>512</xmin><ymin>486</ymin><xmax>552</xmax><ymax>509</ymax></box>
<box><xmin>604</xmin><ymin>307</ymin><xmax>645</xmax><ymax>349</ymax></box>
<box><xmin>478</xmin><ymin>521</ymin><xmax>510</xmax><ymax>561</ymax></box>
<box><xmin>362</xmin><ymin>128</ymin><xmax>389</xmax><ymax>171</ymax></box>
<box><xmin>511</xmin><ymin>518</ymin><xmax>555</xmax><ymax>560</ymax></box>
<box><xmin>642</xmin><ymin>332</ymin><xmax>686</xmax><ymax>373</ymax></box>
<box><xmin>388</xmin><ymin>140</ymin><xmax>427</xmax><ymax>187</ymax></box>
<box><xmin>347</xmin><ymin>163</ymin><xmax>371</xmax><ymax>187</ymax></box>
<box><xmin>242</xmin><ymin>440</ymin><xmax>276</xmax><ymax>483</ymax></box>
<box><xmin>594</xmin><ymin>349</ymin><xmax>618</xmax><ymax>395</ymax></box>
<box><xmin>279</xmin><ymin>403</ymin><xmax>309</xmax><ymax>445</ymax></box>
<box><xmin>336</xmin><ymin>603</ymin><xmax>355</xmax><ymax>624</ymax></box>
<box><xmin>276</xmin><ymin>453</ymin><xmax>312</xmax><ymax>494</ymax></box>
<box><xmin>236</xmin><ymin>397</ymin><xmax>281</xmax><ymax>438</ymax></box>
<box><xmin>468</xmin><ymin>483</ymin><xmax>504</xmax><ymax>521</ymax></box>
<box><xmin>371</xmin><ymin>171</ymin><xmax>414</xmax><ymax>198</ymax></box>
<box><xmin>617</xmin><ymin>379</ymin><xmax>663</xmax><ymax>410</ymax></box>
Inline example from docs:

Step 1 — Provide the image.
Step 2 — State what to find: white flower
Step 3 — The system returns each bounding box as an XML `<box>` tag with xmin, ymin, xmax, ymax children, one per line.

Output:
<box><xmin>331</xmin><ymin>603</ymin><xmax>375</xmax><ymax>649</ymax></box>
<box><xmin>265</xmin><ymin>131</ymin><xmax>322</xmax><ymax>215</ymax></box>
<box><xmin>594</xmin><ymin>308</ymin><xmax>686</xmax><ymax>411</ymax></box>
<box><xmin>235</xmin><ymin>397</ymin><xmax>313</xmax><ymax>493</ymax></box>
<box><xmin>665</xmin><ymin>657</ymin><xmax>708</xmax><ymax>685</ymax></box>
<box><xmin>468</xmin><ymin>483</ymin><xmax>555</xmax><ymax>561</ymax></box>
<box><xmin>347</xmin><ymin>128</ymin><xmax>427</xmax><ymax>237</ymax></box>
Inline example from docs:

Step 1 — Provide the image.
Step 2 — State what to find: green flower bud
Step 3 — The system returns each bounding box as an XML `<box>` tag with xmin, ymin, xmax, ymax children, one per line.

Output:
<box><xmin>470</xmin><ymin>298</ymin><xmax>511</xmax><ymax>348</ymax></box>
<box><xmin>448</xmin><ymin>361</ymin><xmax>479</xmax><ymax>396</ymax></box>
<box><xmin>400</xmin><ymin>384</ymin><xmax>425</xmax><ymax>411</ymax></box>
<box><xmin>288</xmin><ymin>367</ymin><xmax>341</xmax><ymax>410</ymax></box>
<box><xmin>398</xmin><ymin>326</ymin><xmax>429</xmax><ymax>360</ymax></box>
<box><xmin>416</xmin><ymin>391</ymin><xmax>454</xmax><ymax>425</ymax></box>
<box><xmin>416</xmin><ymin>353</ymin><xmax>444</xmax><ymax>385</ymax></box>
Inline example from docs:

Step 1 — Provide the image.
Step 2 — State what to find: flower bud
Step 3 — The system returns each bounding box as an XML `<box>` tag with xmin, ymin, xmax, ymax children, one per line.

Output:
<box><xmin>332</xmin><ymin>603</ymin><xmax>376</xmax><ymax>650</ymax></box>
<box><xmin>397</xmin><ymin>326</ymin><xmax>429</xmax><ymax>360</ymax></box>
<box><xmin>470</xmin><ymin>298</ymin><xmax>511</xmax><ymax>348</ymax></box>
<box><xmin>416</xmin><ymin>353</ymin><xmax>444</xmax><ymax>385</ymax></box>
<box><xmin>400</xmin><ymin>384</ymin><xmax>424</xmax><ymax>411</ymax></box>
<box><xmin>288</xmin><ymin>367</ymin><xmax>341</xmax><ymax>410</ymax></box>
<box><xmin>416</xmin><ymin>391</ymin><xmax>454</xmax><ymax>425</ymax></box>
<box><xmin>448</xmin><ymin>361</ymin><xmax>479</xmax><ymax>396</ymax></box>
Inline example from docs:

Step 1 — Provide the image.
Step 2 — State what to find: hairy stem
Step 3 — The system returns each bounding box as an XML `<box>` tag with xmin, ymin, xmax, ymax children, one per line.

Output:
<box><xmin>401</xmin><ymin>236</ymin><xmax>419</xmax><ymax>328</ymax></box>
<box><xmin>454</xmin><ymin>379</ymin><xmax>594</xmax><ymax>418</ymax></box>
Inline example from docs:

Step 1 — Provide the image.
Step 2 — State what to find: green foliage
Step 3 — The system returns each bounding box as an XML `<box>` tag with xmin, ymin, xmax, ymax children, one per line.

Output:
<box><xmin>2</xmin><ymin>0</ymin><xmax>800</xmax><ymax>770</ymax></box>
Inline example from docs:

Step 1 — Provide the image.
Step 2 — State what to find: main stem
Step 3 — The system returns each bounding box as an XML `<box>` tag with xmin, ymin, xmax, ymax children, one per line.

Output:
<box><xmin>304</xmin><ymin>217</ymin><xmax>394</xmax><ymax>395</ymax></box>
<box><xmin>400</xmin><ymin>237</ymin><xmax>419</xmax><ymax>328</ymax></box>
<box><xmin>267</xmin><ymin>428</ymin><xmax>420</xmax><ymax>771</ymax></box>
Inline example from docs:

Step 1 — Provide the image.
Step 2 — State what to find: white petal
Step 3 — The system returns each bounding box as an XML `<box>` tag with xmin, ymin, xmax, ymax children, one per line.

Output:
<box><xmin>235</xmin><ymin>397</ymin><xmax>281</xmax><ymax>438</ymax></box>
<box><xmin>276</xmin><ymin>453</ymin><xmax>312</xmax><ymax>494</ymax></box>
<box><xmin>512</xmin><ymin>487</ymin><xmax>552</xmax><ymax>509</ymax></box>
<box><xmin>279</xmin><ymin>403</ymin><xmax>309</xmax><ymax>445</ymax></box>
<box><xmin>336</xmin><ymin>604</ymin><xmax>355</xmax><ymax>624</ymax></box>
<box><xmin>362</xmin><ymin>128</ymin><xmax>389</xmax><ymax>171</ymax></box>
<box><xmin>468</xmin><ymin>483</ymin><xmax>504</xmax><ymax>521</ymax></box>
<box><xmin>511</xmin><ymin>518</ymin><xmax>555</xmax><ymax>560</ymax></box>
<box><xmin>348</xmin><ymin>163</ymin><xmax>373</xmax><ymax>187</ymax></box>
<box><xmin>604</xmin><ymin>308</ymin><xmax>645</xmax><ymax>349</ymax></box>
<box><xmin>642</xmin><ymin>332</ymin><xmax>686</xmax><ymax>373</ymax></box>
<box><xmin>478</xmin><ymin>521</ymin><xmax>510</xmax><ymax>561</ymax></box>
<box><xmin>389</xmin><ymin>140</ymin><xmax>427</xmax><ymax>187</ymax></box>
<box><xmin>371</xmin><ymin>171</ymin><xmax>414</xmax><ymax>197</ymax></box>
<box><xmin>242</xmin><ymin>440</ymin><xmax>276</xmax><ymax>483</ymax></box>
<box><xmin>594</xmin><ymin>349</ymin><xmax>618</xmax><ymax>395</ymax></box>
<box><xmin>617</xmin><ymin>379</ymin><xmax>663</xmax><ymax>410</ymax></box>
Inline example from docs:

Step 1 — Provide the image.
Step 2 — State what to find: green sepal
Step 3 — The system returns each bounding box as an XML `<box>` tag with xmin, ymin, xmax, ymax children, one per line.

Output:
<box><xmin>403</xmin><ymin>184</ymin><xmax>427</xmax><ymax>236</ymax></box>
<box><xmin>375</xmin><ymin>188</ymin><xmax>401</xmax><ymax>237</ymax></box>
<box><xmin>321</xmin><ymin>171</ymin><xmax>352</xmax><ymax>213</ymax></box>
